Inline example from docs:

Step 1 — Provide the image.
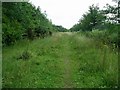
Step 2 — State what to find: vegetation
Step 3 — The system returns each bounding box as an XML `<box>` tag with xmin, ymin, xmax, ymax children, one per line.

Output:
<box><xmin>2</xmin><ymin>2</ymin><xmax>55</xmax><ymax>46</ymax></box>
<box><xmin>2</xmin><ymin>32</ymin><xmax>118</xmax><ymax>88</ymax></box>
<box><xmin>2</xmin><ymin>0</ymin><xmax>119</xmax><ymax>88</ymax></box>
<box><xmin>70</xmin><ymin>2</ymin><xmax>119</xmax><ymax>50</ymax></box>
<box><xmin>70</xmin><ymin>5</ymin><xmax>106</xmax><ymax>32</ymax></box>
<box><xmin>53</xmin><ymin>25</ymin><xmax>68</xmax><ymax>32</ymax></box>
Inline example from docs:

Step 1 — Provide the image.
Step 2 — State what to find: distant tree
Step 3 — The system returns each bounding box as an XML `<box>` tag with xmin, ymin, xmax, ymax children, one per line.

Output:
<box><xmin>79</xmin><ymin>5</ymin><xmax>105</xmax><ymax>31</ymax></box>
<box><xmin>53</xmin><ymin>25</ymin><xmax>67</xmax><ymax>32</ymax></box>
<box><xmin>112</xmin><ymin>0</ymin><xmax>120</xmax><ymax>23</ymax></box>
<box><xmin>70</xmin><ymin>23</ymin><xmax>81</xmax><ymax>32</ymax></box>
<box><xmin>102</xmin><ymin>3</ymin><xmax>118</xmax><ymax>24</ymax></box>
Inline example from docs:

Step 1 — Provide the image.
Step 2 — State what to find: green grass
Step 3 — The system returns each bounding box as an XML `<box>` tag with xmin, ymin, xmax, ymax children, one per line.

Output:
<box><xmin>70</xmin><ymin>33</ymin><xmax>118</xmax><ymax>88</ymax></box>
<box><xmin>2</xmin><ymin>32</ymin><xmax>118</xmax><ymax>88</ymax></box>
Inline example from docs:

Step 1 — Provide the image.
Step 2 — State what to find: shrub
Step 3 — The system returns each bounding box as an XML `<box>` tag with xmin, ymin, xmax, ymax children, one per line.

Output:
<box><xmin>84</xmin><ymin>29</ymin><xmax>118</xmax><ymax>50</ymax></box>
<box><xmin>17</xmin><ymin>51</ymin><xmax>31</xmax><ymax>60</ymax></box>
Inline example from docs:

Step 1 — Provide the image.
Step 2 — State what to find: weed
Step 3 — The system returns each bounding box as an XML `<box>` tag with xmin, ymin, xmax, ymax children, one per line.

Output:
<box><xmin>17</xmin><ymin>50</ymin><xmax>31</xmax><ymax>60</ymax></box>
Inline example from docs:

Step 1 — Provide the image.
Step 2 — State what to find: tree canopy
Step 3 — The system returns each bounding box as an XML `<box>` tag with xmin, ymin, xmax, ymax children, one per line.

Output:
<box><xmin>2</xmin><ymin>2</ymin><xmax>55</xmax><ymax>46</ymax></box>
<box><xmin>70</xmin><ymin>5</ymin><xmax>105</xmax><ymax>31</ymax></box>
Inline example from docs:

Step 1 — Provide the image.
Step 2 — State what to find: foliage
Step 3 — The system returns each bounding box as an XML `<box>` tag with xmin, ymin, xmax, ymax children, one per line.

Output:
<box><xmin>70</xmin><ymin>4</ymin><xmax>118</xmax><ymax>50</ymax></box>
<box><xmin>102</xmin><ymin>4</ymin><xmax>118</xmax><ymax>23</ymax></box>
<box><xmin>81</xmin><ymin>5</ymin><xmax>105</xmax><ymax>31</ymax></box>
<box><xmin>70</xmin><ymin>5</ymin><xmax>105</xmax><ymax>32</ymax></box>
<box><xmin>82</xmin><ymin>25</ymin><xmax>118</xmax><ymax>50</ymax></box>
<box><xmin>2</xmin><ymin>2</ymin><xmax>54</xmax><ymax>46</ymax></box>
<box><xmin>53</xmin><ymin>25</ymin><xmax>68</xmax><ymax>32</ymax></box>
<box><xmin>70</xmin><ymin>24</ymin><xmax>81</xmax><ymax>32</ymax></box>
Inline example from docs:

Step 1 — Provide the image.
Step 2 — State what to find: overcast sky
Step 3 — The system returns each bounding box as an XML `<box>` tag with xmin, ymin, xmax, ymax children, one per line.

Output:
<box><xmin>29</xmin><ymin>0</ymin><xmax>117</xmax><ymax>29</ymax></box>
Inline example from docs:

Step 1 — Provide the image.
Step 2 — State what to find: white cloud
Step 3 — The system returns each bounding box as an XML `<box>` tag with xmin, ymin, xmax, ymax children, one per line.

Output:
<box><xmin>29</xmin><ymin>0</ymin><xmax>117</xmax><ymax>29</ymax></box>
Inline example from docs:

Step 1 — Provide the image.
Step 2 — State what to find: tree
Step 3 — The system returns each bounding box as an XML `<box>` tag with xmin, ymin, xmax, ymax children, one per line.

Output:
<box><xmin>102</xmin><ymin>3</ymin><xmax>118</xmax><ymax>24</ymax></box>
<box><xmin>53</xmin><ymin>25</ymin><xmax>67</xmax><ymax>32</ymax></box>
<box><xmin>70</xmin><ymin>23</ymin><xmax>81</xmax><ymax>32</ymax></box>
<box><xmin>79</xmin><ymin>5</ymin><xmax>105</xmax><ymax>31</ymax></box>
<box><xmin>112</xmin><ymin>0</ymin><xmax>120</xmax><ymax>23</ymax></box>
<box><xmin>2</xmin><ymin>2</ymin><xmax>55</xmax><ymax>46</ymax></box>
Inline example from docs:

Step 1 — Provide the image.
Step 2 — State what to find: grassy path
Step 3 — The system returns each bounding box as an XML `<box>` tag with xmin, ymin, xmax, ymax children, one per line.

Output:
<box><xmin>61</xmin><ymin>34</ymin><xmax>73</xmax><ymax>88</ymax></box>
<box><xmin>2</xmin><ymin>32</ymin><xmax>118</xmax><ymax>88</ymax></box>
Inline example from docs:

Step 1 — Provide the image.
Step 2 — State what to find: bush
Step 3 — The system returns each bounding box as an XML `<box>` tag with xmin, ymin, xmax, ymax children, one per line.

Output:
<box><xmin>2</xmin><ymin>2</ymin><xmax>54</xmax><ymax>46</ymax></box>
<box><xmin>83</xmin><ymin>29</ymin><xmax>118</xmax><ymax>50</ymax></box>
<box><xmin>17</xmin><ymin>51</ymin><xmax>31</xmax><ymax>60</ymax></box>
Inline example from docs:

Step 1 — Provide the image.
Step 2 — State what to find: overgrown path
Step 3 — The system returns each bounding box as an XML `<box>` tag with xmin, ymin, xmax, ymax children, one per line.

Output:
<box><xmin>51</xmin><ymin>32</ymin><xmax>75</xmax><ymax>87</ymax></box>
<box><xmin>3</xmin><ymin>32</ymin><xmax>118</xmax><ymax>88</ymax></box>
<box><xmin>61</xmin><ymin>33</ymin><xmax>73</xmax><ymax>88</ymax></box>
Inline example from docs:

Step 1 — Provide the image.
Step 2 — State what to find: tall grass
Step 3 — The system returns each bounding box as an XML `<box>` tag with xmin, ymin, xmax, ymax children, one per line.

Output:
<box><xmin>2</xmin><ymin>35</ymin><xmax>64</xmax><ymax>88</ymax></box>
<box><xmin>2</xmin><ymin>32</ymin><xmax>118</xmax><ymax>88</ymax></box>
<box><xmin>70</xmin><ymin>33</ymin><xmax>118</xmax><ymax>88</ymax></box>
<box><xmin>82</xmin><ymin>29</ymin><xmax>118</xmax><ymax>52</ymax></box>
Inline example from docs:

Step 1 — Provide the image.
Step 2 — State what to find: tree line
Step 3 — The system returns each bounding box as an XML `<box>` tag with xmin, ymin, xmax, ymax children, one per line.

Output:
<box><xmin>2</xmin><ymin>1</ymin><xmax>119</xmax><ymax>47</ymax></box>
<box><xmin>2</xmin><ymin>2</ymin><xmax>66</xmax><ymax>46</ymax></box>
<box><xmin>70</xmin><ymin>3</ymin><xmax>119</xmax><ymax>32</ymax></box>
<box><xmin>69</xmin><ymin>1</ymin><xmax>119</xmax><ymax>49</ymax></box>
